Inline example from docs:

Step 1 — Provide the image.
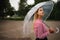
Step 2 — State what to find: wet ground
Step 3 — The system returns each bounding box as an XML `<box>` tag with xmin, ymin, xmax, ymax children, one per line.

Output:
<box><xmin>0</xmin><ymin>20</ymin><xmax>60</xmax><ymax>40</ymax></box>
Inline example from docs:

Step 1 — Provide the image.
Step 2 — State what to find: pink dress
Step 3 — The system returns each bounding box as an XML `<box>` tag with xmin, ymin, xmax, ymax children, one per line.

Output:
<box><xmin>34</xmin><ymin>19</ymin><xmax>49</xmax><ymax>39</ymax></box>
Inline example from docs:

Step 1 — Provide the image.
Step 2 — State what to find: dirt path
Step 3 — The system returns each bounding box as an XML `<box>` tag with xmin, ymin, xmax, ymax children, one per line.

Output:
<box><xmin>0</xmin><ymin>20</ymin><xmax>60</xmax><ymax>40</ymax></box>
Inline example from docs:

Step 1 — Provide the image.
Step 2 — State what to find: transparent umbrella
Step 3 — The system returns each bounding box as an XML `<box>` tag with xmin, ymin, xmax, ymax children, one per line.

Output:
<box><xmin>23</xmin><ymin>1</ymin><xmax>59</xmax><ymax>37</ymax></box>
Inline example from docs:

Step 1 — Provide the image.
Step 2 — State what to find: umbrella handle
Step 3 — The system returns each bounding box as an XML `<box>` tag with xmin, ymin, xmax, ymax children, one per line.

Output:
<box><xmin>42</xmin><ymin>21</ymin><xmax>50</xmax><ymax>28</ymax></box>
<box><xmin>55</xmin><ymin>27</ymin><xmax>59</xmax><ymax>33</ymax></box>
<box><xmin>43</xmin><ymin>21</ymin><xmax>59</xmax><ymax>33</ymax></box>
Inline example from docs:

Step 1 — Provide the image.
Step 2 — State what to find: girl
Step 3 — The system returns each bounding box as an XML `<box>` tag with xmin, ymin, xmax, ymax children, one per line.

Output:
<box><xmin>33</xmin><ymin>7</ymin><xmax>54</xmax><ymax>40</ymax></box>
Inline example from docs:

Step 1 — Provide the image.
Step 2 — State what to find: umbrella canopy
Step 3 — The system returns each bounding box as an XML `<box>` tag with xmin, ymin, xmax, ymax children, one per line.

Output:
<box><xmin>42</xmin><ymin>2</ymin><xmax>54</xmax><ymax>20</ymax></box>
<box><xmin>24</xmin><ymin>1</ymin><xmax>54</xmax><ymax>22</ymax></box>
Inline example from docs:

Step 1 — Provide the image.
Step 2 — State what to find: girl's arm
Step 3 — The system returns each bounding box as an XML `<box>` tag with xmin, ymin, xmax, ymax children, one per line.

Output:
<box><xmin>40</xmin><ymin>24</ymin><xmax>50</xmax><ymax>38</ymax></box>
<box><xmin>34</xmin><ymin>21</ymin><xmax>50</xmax><ymax>38</ymax></box>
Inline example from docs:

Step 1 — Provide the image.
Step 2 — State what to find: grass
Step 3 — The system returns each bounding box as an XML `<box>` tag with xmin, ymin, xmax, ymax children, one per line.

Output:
<box><xmin>0</xmin><ymin>16</ymin><xmax>24</xmax><ymax>21</ymax></box>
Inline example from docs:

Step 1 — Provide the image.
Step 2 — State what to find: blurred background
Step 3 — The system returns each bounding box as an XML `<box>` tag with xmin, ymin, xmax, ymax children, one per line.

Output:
<box><xmin>0</xmin><ymin>0</ymin><xmax>60</xmax><ymax>40</ymax></box>
<box><xmin>0</xmin><ymin>0</ymin><xmax>60</xmax><ymax>20</ymax></box>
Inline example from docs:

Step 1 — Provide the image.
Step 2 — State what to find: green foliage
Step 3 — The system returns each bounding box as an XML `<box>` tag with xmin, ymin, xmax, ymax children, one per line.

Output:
<box><xmin>0</xmin><ymin>0</ymin><xmax>60</xmax><ymax>20</ymax></box>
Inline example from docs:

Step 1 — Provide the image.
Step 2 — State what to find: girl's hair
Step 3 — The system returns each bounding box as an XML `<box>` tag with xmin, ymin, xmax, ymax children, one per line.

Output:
<box><xmin>33</xmin><ymin>7</ymin><xmax>42</xmax><ymax>23</ymax></box>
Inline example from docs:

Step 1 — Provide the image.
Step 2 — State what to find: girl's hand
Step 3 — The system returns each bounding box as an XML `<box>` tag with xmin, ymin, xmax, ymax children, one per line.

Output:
<box><xmin>49</xmin><ymin>27</ymin><xmax>55</xmax><ymax>33</ymax></box>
